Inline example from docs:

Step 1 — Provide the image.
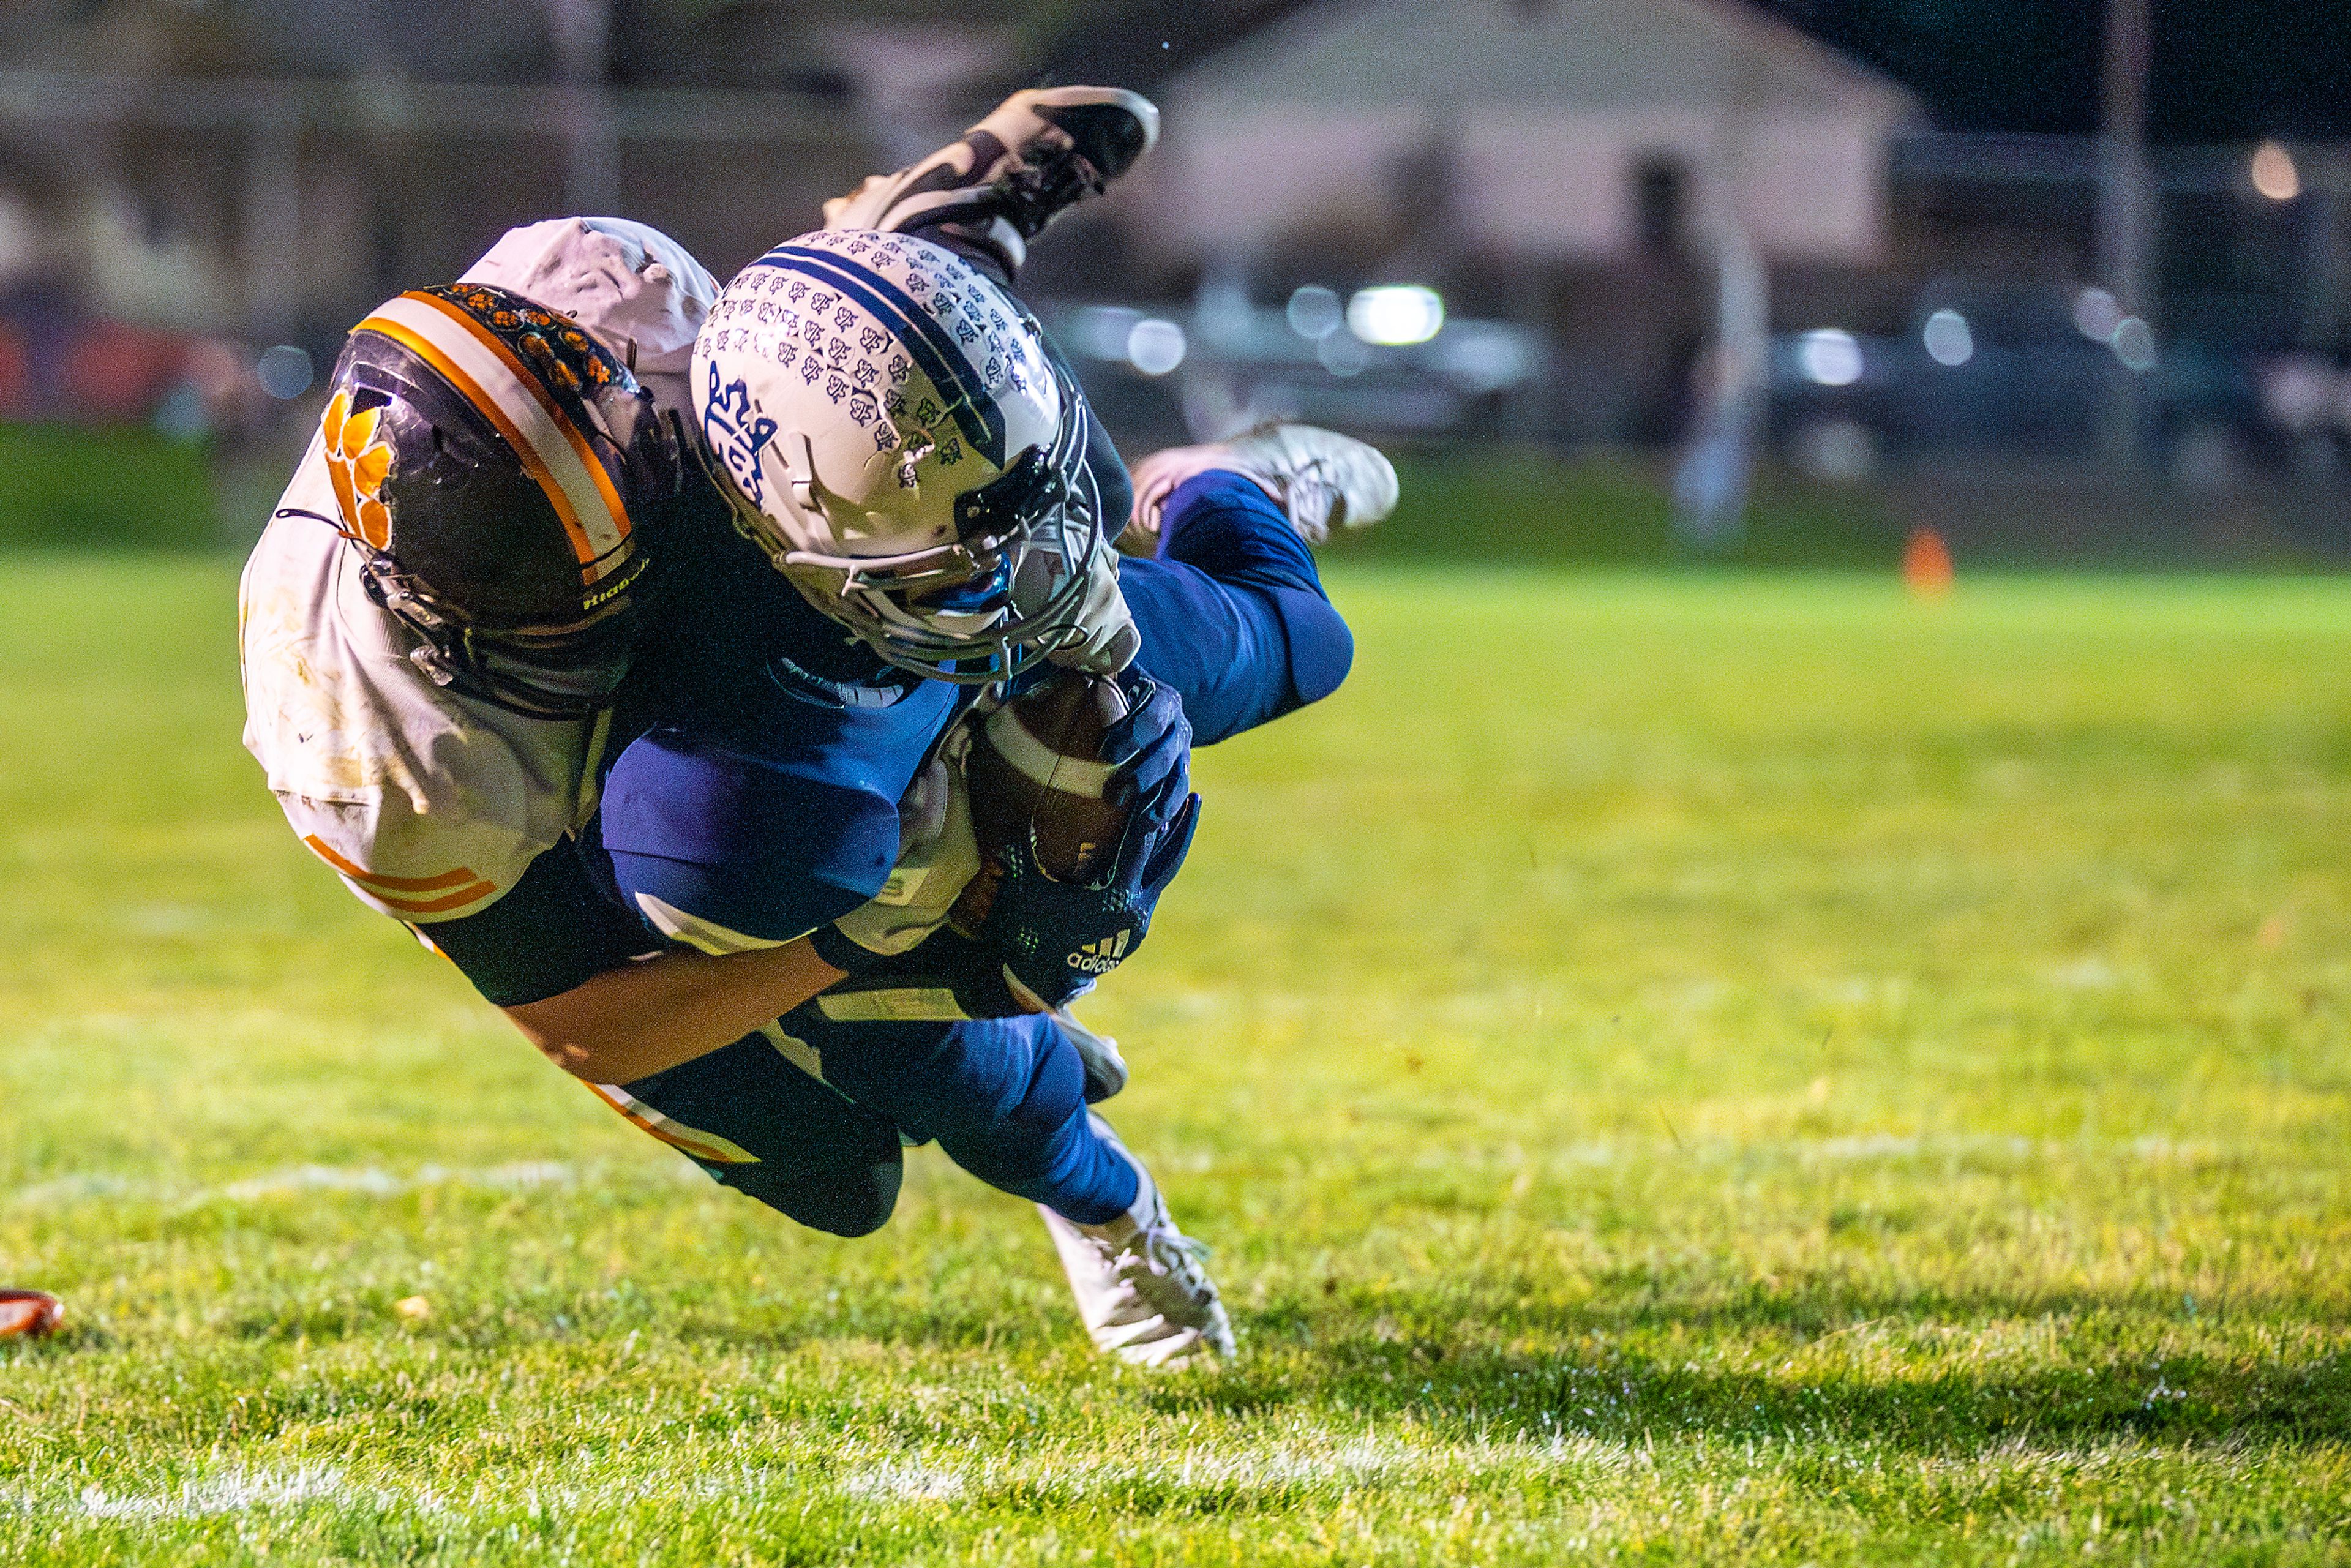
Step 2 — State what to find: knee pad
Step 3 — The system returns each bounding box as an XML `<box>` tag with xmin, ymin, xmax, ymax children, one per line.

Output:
<box><xmin>711</xmin><ymin>1150</ymin><xmax>903</xmax><ymax>1239</ymax></box>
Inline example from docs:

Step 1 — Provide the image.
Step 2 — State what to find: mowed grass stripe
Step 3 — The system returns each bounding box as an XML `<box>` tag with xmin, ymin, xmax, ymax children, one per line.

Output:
<box><xmin>2</xmin><ymin>556</ymin><xmax>2348</xmax><ymax>1564</ymax></box>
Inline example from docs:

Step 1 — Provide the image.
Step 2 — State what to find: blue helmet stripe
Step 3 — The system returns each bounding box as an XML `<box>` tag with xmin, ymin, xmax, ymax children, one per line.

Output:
<box><xmin>750</xmin><ymin>244</ymin><xmax>1008</xmax><ymax>465</ymax></box>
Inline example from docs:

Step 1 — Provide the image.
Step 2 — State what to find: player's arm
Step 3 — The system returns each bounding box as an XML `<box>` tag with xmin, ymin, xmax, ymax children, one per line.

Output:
<box><xmin>509</xmin><ymin>806</ymin><xmax>1003</xmax><ymax>1083</ymax></box>
<box><xmin>498</xmin><ymin>939</ymin><xmax>845</xmax><ymax>1084</ymax></box>
<box><xmin>467</xmin><ymin>741</ymin><xmax>994</xmax><ymax>1084</ymax></box>
<box><xmin>413</xmin><ymin>836</ymin><xmax>855</xmax><ymax>1085</ymax></box>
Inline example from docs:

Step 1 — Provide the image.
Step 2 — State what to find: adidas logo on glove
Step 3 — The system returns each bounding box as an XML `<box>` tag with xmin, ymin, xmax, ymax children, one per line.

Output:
<box><xmin>1068</xmin><ymin>929</ymin><xmax>1132</xmax><ymax>974</ymax></box>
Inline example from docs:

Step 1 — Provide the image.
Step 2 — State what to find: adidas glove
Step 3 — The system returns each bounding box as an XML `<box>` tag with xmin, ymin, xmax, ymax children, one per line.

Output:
<box><xmin>978</xmin><ymin>787</ymin><xmax>1199</xmax><ymax>1008</ymax></box>
<box><xmin>1099</xmin><ymin>672</ymin><xmax>1191</xmax><ymax>834</ymax></box>
<box><xmin>973</xmin><ymin>671</ymin><xmax>1196</xmax><ymax>1006</ymax></box>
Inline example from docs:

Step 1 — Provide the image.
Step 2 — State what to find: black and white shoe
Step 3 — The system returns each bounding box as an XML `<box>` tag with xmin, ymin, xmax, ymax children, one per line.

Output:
<box><xmin>824</xmin><ymin>86</ymin><xmax>1160</xmax><ymax>279</ymax></box>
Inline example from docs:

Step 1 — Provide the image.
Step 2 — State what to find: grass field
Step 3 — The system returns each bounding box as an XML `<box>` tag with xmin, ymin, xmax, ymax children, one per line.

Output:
<box><xmin>3</xmin><ymin>555</ymin><xmax>2349</xmax><ymax>1564</ymax></box>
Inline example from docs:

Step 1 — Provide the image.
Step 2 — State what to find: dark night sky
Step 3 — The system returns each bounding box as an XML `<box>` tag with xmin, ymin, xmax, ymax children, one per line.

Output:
<box><xmin>1051</xmin><ymin>2</ymin><xmax>2350</xmax><ymax>144</ymax></box>
<box><xmin>1748</xmin><ymin>0</ymin><xmax>2351</xmax><ymax>142</ymax></box>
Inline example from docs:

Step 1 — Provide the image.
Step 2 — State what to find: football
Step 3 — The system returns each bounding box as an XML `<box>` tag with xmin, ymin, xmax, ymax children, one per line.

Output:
<box><xmin>951</xmin><ymin>673</ymin><xmax>1131</xmax><ymax>932</ymax></box>
<box><xmin>0</xmin><ymin>1289</ymin><xmax>62</xmax><ymax>1340</ymax></box>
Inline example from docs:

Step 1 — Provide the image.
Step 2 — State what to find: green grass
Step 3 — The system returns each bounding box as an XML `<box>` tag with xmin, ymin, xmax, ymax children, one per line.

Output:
<box><xmin>1367</xmin><ymin>449</ymin><xmax>1905</xmax><ymax>568</ymax></box>
<box><xmin>3</xmin><ymin>555</ymin><xmax>2350</xmax><ymax>1564</ymax></box>
<box><xmin>0</xmin><ymin>426</ymin><xmax>226</xmax><ymax>550</ymax></box>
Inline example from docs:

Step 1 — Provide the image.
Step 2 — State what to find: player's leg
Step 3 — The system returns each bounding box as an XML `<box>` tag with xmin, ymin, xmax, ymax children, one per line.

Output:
<box><xmin>1116</xmin><ymin>435</ymin><xmax>1395</xmax><ymax>744</ymax></box>
<box><xmin>598</xmin><ymin>1030</ymin><xmax>906</xmax><ymax>1237</ymax></box>
<box><xmin>801</xmin><ymin>1007</ymin><xmax>1235</xmax><ymax>1364</ymax></box>
<box><xmin>1127</xmin><ymin>424</ymin><xmax>1400</xmax><ymax>547</ymax></box>
<box><xmin>823</xmin><ymin>88</ymin><xmax>1158</xmax><ymax>283</ymax></box>
<box><xmin>807</xmin><ymin>1010</ymin><xmax>1131</xmax><ymax>1218</ymax></box>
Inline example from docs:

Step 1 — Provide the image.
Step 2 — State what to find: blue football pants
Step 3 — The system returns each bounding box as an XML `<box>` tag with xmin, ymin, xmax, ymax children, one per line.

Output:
<box><xmin>609</xmin><ymin>1007</ymin><xmax>1104</xmax><ymax>1237</ymax></box>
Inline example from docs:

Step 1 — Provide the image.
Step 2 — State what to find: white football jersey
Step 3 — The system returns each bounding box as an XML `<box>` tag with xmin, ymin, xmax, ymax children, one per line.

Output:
<box><xmin>238</xmin><ymin>437</ymin><xmax>607</xmax><ymax>924</ymax></box>
<box><xmin>238</xmin><ymin>214</ymin><xmax>709</xmax><ymax>928</ymax></box>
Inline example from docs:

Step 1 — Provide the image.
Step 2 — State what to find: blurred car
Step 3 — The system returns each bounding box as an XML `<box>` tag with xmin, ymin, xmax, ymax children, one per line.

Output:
<box><xmin>1769</xmin><ymin>280</ymin><xmax>2273</xmax><ymax>484</ymax></box>
<box><xmin>0</xmin><ymin>304</ymin><xmax>286</xmax><ymax>440</ymax></box>
<box><xmin>1040</xmin><ymin>285</ymin><xmax>1545</xmax><ymax>448</ymax></box>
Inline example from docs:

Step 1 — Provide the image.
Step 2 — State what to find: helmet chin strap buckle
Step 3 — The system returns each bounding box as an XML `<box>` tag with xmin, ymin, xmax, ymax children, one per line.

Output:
<box><xmin>409</xmin><ymin>643</ymin><xmax>459</xmax><ymax>688</ymax></box>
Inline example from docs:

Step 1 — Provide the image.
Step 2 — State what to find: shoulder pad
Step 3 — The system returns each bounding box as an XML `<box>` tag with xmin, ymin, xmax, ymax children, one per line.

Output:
<box><xmin>242</xmin><ymin>503</ymin><xmax>594</xmax><ymax>921</ymax></box>
<box><xmin>600</xmin><ymin>730</ymin><xmax>902</xmax><ymax>943</ymax></box>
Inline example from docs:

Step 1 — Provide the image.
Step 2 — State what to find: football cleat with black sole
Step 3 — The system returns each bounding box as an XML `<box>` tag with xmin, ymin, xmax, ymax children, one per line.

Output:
<box><xmin>824</xmin><ymin>86</ymin><xmax>1160</xmax><ymax>279</ymax></box>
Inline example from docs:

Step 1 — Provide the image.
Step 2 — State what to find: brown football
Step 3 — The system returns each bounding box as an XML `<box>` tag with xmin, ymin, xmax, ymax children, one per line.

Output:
<box><xmin>951</xmin><ymin>673</ymin><xmax>1131</xmax><ymax>932</ymax></box>
<box><xmin>0</xmin><ymin>1289</ymin><xmax>62</xmax><ymax>1340</ymax></box>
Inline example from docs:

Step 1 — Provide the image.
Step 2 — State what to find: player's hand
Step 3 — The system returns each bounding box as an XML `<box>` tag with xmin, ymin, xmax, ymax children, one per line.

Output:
<box><xmin>1099</xmin><ymin>671</ymin><xmax>1190</xmax><ymax>833</ymax></box>
<box><xmin>1044</xmin><ymin>545</ymin><xmax>1140</xmax><ymax>675</ymax></box>
<box><xmin>978</xmin><ymin>788</ymin><xmax>1199</xmax><ymax>1007</ymax></box>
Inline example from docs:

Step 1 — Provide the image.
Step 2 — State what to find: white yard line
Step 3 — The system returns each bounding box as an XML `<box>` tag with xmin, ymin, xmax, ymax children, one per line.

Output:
<box><xmin>7</xmin><ymin>1158</ymin><xmax>705</xmax><ymax>1212</ymax></box>
<box><xmin>62</xmin><ymin>1465</ymin><xmax>354</xmax><ymax>1521</ymax></box>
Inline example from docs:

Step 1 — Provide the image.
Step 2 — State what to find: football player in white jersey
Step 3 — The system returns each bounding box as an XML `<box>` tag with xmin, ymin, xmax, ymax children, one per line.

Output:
<box><xmin>242</xmin><ymin>92</ymin><xmax>1159</xmax><ymax>1079</ymax></box>
<box><xmin>241</xmin><ymin>88</ymin><xmax>1397</xmax><ymax>1367</ymax></box>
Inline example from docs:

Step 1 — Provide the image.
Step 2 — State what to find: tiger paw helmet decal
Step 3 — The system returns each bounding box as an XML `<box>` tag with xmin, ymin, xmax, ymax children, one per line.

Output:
<box><xmin>321</xmin><ymin>389</ymin><xmax>394</xmax><ymax>550</ymax></box>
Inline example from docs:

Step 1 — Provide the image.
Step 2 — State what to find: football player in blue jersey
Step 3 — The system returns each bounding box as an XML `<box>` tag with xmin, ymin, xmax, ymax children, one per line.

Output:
<box><xmin>242</xmin><ymin>86</ymin><xmax>1395</xmax><ymax>1367</ymax></box>
<box><xmin>589</xmin><ymin>215</ymin><xmax>1390</xmax><ymax>1363</ymax></box>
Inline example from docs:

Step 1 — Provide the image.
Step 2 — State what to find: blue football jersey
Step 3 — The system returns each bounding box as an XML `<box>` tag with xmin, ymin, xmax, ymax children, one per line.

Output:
<box><xmin>597</xmin><ymin>498</ymin><xmax>974</xmax><ymax>947</ymax></box>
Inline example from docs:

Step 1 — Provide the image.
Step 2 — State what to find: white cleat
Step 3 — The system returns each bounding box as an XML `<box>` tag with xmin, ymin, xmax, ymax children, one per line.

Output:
<box><xmin>1124</xmin><ymin>423</ymin><xmax>1400</xmax><ymax>550</ymax></box>
<box><xmin>824</xmin><ymin>86</ymin><xmax>1160</xmax><ymax>279</ymax></box>
<box><xmin>1039</xmin><ymin>1112</ymin><xmax>1235</xmax><ymax>1368</ymax></box>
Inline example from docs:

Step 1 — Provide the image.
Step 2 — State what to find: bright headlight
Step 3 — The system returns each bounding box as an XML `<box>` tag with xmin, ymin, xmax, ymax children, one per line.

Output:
<box><xmin>1796</xmin><ymin>329</ymin><xmax>1864</xmax><ymax>387</ymax></box>
<box><xmin>1348</xmin><ymin>285</ymin><xmax>1445</xmax><ymax>347</ymax></box>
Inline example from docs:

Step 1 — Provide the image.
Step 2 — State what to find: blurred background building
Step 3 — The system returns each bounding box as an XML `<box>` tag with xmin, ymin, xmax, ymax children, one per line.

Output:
<box><xmin>1097</xmin><ymin>0</ymin><xmax>1914</xmax><ymax>449</ymax></box>
<box><xmin>1</xmin><ymin>0</ymin><xmax>2347</xmax><ymax>550</ymax></box>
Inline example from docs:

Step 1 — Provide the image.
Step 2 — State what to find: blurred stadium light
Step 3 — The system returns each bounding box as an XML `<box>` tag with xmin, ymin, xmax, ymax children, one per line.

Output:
<box><xmin>1347</xmin><ymin>285</ymin><xmax>1445</xmax><ymax>347</ymax></box>
<box><xmin>1795</xmin><ymin>329</ymin><xmax>1864</xmax><ymax>388</ymax></box>
<box><xmin>1922</xmin><ymin>309</ymin><xmax>1974</xmax><ymax>367</ymax></box>
<box><xmin>1044</xmin><ymin>287</ymin><xmax>1543</xmax><ymax>446</ymax></box>
<box><xmin>2251</xmin><ymin>140</ymin><xmax>2301</xmax><ymax>203</ymax></box>
<box><xmin>1125</xmin><ymin>317</ymin><xmax>1187</xmax><ymax>377</ymax></box>
<box><xmin>1284</xmin><ymin>285</ymin><xmax>1343</xmax><ymax>340</ymax></box>
<box><xmin>253</xmin><ymin>344</ymin><xmax>313</xmax><ymax>400</ymax></box>
<box><xmin>2098</xmin><ymin>0</ymin><xmax>2155</xmax><ymax>466</ymax></box>
<box><xmin>2072</xmin><ymin>287</ymin><xmax>2123</xmax><ymax>342</ymax></box>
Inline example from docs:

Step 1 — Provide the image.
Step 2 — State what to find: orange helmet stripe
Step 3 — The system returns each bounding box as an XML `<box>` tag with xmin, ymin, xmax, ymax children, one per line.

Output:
<box><xmin>400</xmin><ymin>291</ymin><xmax>634</xmax><ymax>563</ymax></box>
<box><xmin>352</xmin><ymin>293</ymin><xmax>632</xmax><ymax>583</ymax></box>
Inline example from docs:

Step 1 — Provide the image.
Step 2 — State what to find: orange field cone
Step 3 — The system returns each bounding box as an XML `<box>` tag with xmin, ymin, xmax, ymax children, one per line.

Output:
<box><xmin>1904</xmin><ymin>527</ymin><xmax>1954</xmax><ymax>599</ymax></box>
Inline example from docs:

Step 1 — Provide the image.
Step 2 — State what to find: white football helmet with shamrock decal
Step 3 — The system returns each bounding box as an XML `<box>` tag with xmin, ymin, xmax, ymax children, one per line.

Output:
<box><xmin>690</xmin><ymin>228</ymin><xmax>1114</xmax><ymax>684</ymax></box>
